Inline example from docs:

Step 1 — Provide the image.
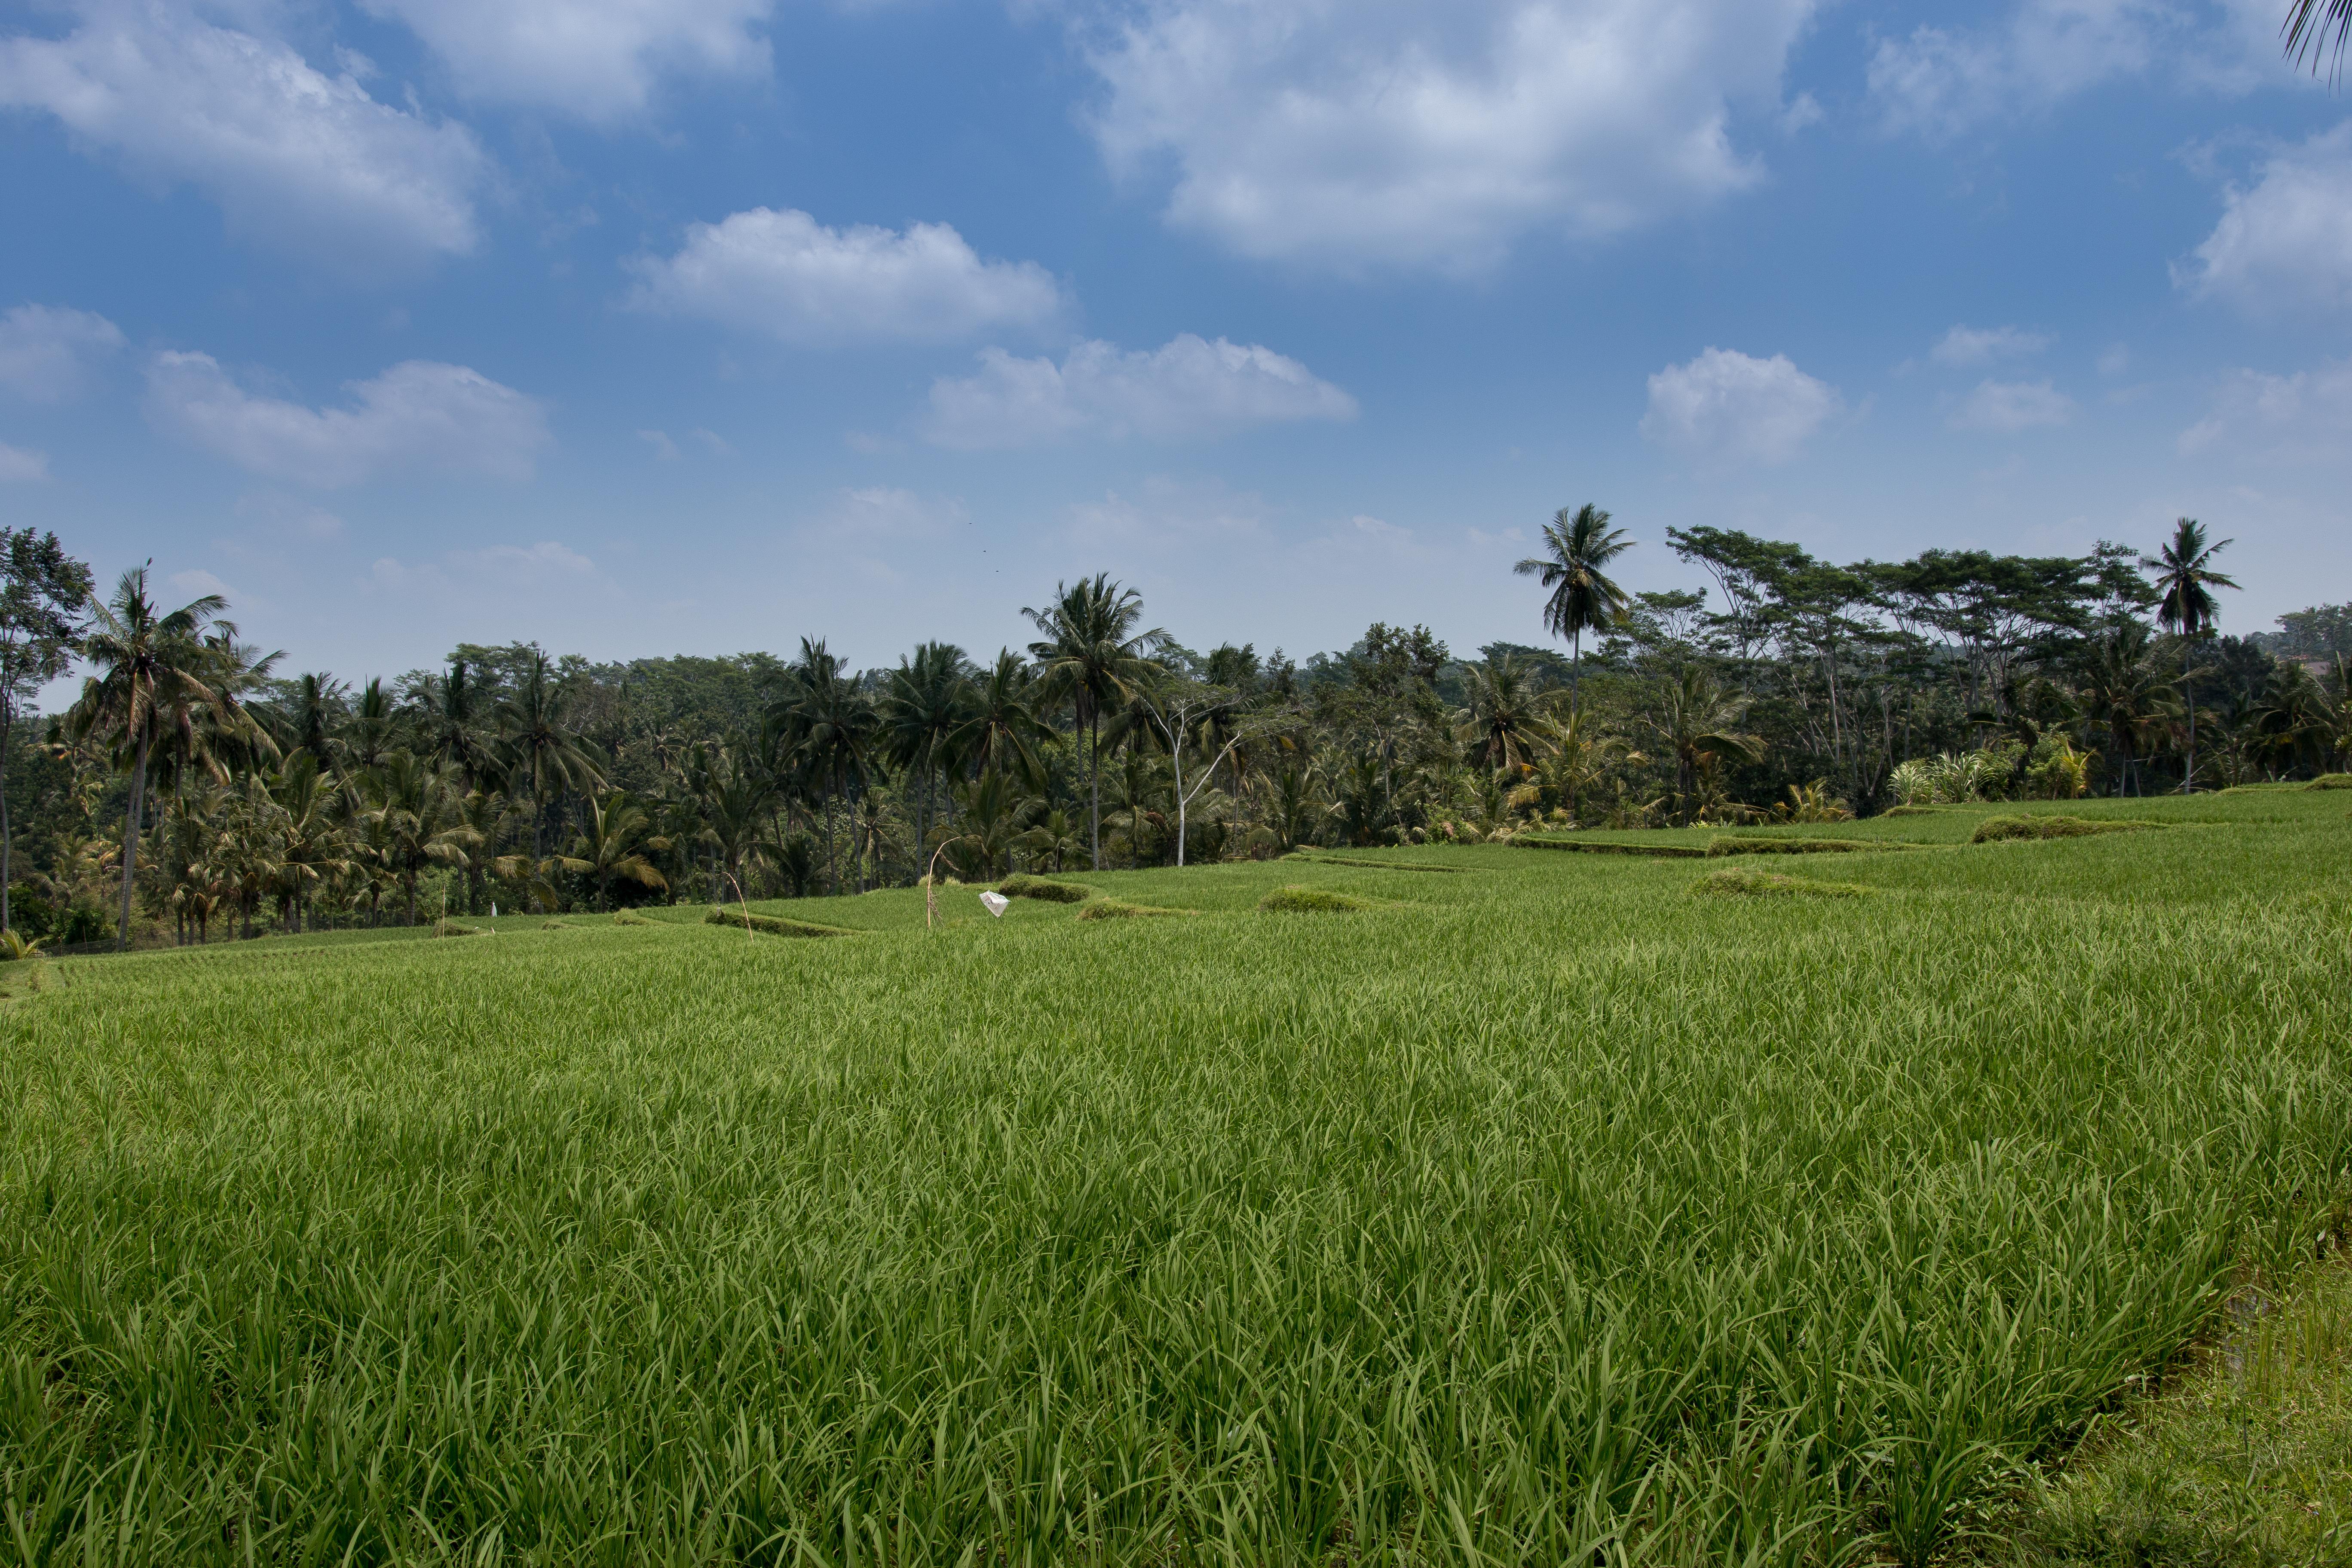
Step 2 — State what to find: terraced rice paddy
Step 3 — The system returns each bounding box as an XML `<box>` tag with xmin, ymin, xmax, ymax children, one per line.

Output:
<box><xmin>1</xmin><ymin>788</ymin><xmax>2347</xmax><ymax>1565</ymax></box>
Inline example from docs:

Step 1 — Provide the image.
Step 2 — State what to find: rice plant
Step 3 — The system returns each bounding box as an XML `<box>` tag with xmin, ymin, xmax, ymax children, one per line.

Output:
<box><xmin>0</xmin><ymin>789</ymin><xmax>2345</xmax><ymax>1566</ymax></box>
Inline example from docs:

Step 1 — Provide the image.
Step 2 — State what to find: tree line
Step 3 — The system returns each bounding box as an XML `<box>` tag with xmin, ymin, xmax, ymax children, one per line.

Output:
<box><xmin>4</xmin><ymin>513</ymin><xmax>2344</xmax><ymax>952</ymax></box>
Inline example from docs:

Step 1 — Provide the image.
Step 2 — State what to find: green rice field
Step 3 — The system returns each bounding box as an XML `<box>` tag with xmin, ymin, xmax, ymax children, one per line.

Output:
<box><xmin>3</xmin><ymin>788</ymin><xmax>2348</xmax><ymax>1565</ymax></box>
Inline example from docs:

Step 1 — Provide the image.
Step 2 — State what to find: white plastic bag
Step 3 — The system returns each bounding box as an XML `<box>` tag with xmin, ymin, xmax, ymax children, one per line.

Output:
<box><xmin>979</xmin><ymin>891</ymin><xmax>1010</xmax><ymax>918</ymax></box>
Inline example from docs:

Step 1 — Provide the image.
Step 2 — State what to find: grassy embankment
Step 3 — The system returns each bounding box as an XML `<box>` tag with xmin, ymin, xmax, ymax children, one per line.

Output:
<box><xmin>1995</xmin><ymin>1257</ymin><xmax>2352</xmax><ymax>1565</ymax></box>
<box><xmin>1</xmin><ymin>788</ymin><xmax>2346</xmax><ymax>1565</ymax></box>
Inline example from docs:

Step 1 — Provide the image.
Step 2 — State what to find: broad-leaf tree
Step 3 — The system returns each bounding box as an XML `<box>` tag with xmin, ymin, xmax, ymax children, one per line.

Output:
<box><xmin>0</xmin><ymin>529</ymin><xmax>92</xmax><ymax>934</ymax></box>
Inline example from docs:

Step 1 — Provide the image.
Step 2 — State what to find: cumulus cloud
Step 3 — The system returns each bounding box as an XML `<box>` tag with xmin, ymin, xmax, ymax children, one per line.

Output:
<box><xmin>630</xmin><ymin>208</ymin><xmax>1063</xmax><ymax>343</ymax></box>
<box><xmin>2181</xmin><ymin>122</ymin><xmax>2352</xmax><ymax>314</ymax></box>
<box><xmin>0</xmin><ymin>443</ymin><xmax>49</xmax><ymax>482</ymax></box>
<box><xmin>1930</xmin><ymin>324</ymin><xmax>2052</xmax><ymax>366</ymax></box>
<box><xmin>146</xmin><ymin>352</ymin><xmax>551</xmax><ymax>487</ymax></box>
<box><xmin>1082</xmin><ymin>0</ymin><xmax>1821</xmax><ymax>273</ymax></box>
<box><xmin>1948</xmin><ymin>378</ymin><xmax>2075</xmax><ymax>431</ymax></box>
<box><xmin>1639</xmin><ymin>347</ymin><xmax>1839</xmax><ymax>463</ymax></box>
<box><xmin>1868</xmin><ymin>0</ymin><xmax>2169</xmax><ymax>141</ymax></box>
<box><xmin>0</xmin><ymin>305</ymin><xmax>126</xmax><ymax>401</ymax></box>
<box><xmin>2180</xmin><ymin>358</ymin><xmax>2352</xmax><ymax>460</ymax></box>
<box><xmin>0</xmin><ymin>3</ymin><xmax>486</xmax><ymax>271</ymax></box>
<box><xmin>356</xmin><ymin>0</ymin><xmax>770</xmax><ymax>119</ymax></box>
<box><xmin>924</xmin><ymin>334</ymin><xmax>1357</xmax><ymax>449</ymax></box>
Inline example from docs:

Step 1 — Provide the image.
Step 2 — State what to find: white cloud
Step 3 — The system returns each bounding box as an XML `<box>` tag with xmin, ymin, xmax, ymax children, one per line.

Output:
<box><xmin>630</xmin><ymin>208</ymin><xmax>1063</xmax><ymax>344</ymax></box>
<box><xmin>0</xmin><ymin>305</ymin><xmax>126</xmax><ymax>401</ymax></box>
<box><xmin>2181</xmin><ymin>122</ymin><xmax>2352</xmax><ymax>313</ymax></box>
<box><xmin>638</xmin><ymin>429</ymin><xmax>680</xmax><ymax>459</ymax></box>
<box><xmin>925</xmin><ymin>334</ymin><xmax>1357</xmax><ymax>449</ymax></box>
<box><xmin>357</xmin><ymin>0</ymin><xmax>771</xmax><ymax>119</ymax></box>
<box><xmin>2180</xmin><ymin>359</ymin><xmax>2352</xmax><ymax>460</ymax></box>
<box><xmin>1868</xmin><ymin>0</ymin><xmax>2168</xmax><ymax>141</ymax></box>
<box><xmin>1639</xmin><ymin>347</ymin><xmax>1839</xmax><ymax>463</ymax></box>
<box><xmin>0</xmin><ymin>443</ymin><xmax>49</xmax><ymax>482</ymax></box>
<box><xmin>1082</xmin><ymin>0</ymin><xmax>1821</xmax><ymax>273</ymax></box>
<box><xmin>1948</xmin><ymin>378</ymin><xmax>2076</xmax><ymax>431</ymax></box>
<box><xmin>146</xmin><ymin>351</ymin><xmax>551</xmax><ymax>487</ymax></box>
<box><xmin>1930</xmin><ymin>324</ymin><xmax>2052</xmax><ymax>366</ymax></box>
<box><xmin>814</xmin><ymin>486</ymin><xmax>968</xmax><ymax>539</ymax></box>
<box><xmin>0</xmin><ymin>3</ymin><xmax>486</xmax><ymax>271</ymax></box>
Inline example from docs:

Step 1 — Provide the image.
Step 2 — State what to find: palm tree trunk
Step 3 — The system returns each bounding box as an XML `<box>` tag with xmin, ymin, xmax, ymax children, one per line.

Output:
<box><xmin>117</xmin><ymin>729</ymin><xmax>150</xmax><ymax>952</ymax></box>
<box><xmin>2183</xmin><ymin>676</ymin><xmax>2197</xmax><ymax>793</ymax></box>
<box><xmin>1089</xmin><ymin>714</ymin><xmax>1102</xmax><ymax>871</ymax></box>
<box><xmin>1173</xmin><ymin>729</ymin><xmax>1187</xmax><ymax>869</ymax></box>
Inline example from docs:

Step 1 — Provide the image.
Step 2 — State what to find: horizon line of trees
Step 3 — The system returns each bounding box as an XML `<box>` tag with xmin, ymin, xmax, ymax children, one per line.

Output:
<box><xmin>5</xmin><ymin>514</ymin><xmax>2346</xmax><ymax>952</ymax></box>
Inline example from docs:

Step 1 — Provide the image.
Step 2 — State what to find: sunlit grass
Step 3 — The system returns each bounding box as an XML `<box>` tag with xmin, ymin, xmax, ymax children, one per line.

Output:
<box><xmin>2</xmin><ymin>791</ymin><xmax>2347</xmax><ymax>1565</ymax></box>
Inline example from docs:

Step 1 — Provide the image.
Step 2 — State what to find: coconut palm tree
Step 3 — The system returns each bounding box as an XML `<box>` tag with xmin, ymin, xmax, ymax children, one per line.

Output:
<box><xmin>2286</xmin><ymin>0</ymin><xmax>2351</xmax><ymax>73</ymax></box>
<box><xmin>1025</xmin><ymin>576</ymin><xmax>1165</xmax><ymax>870</ymax></box>
<box><xmin>454</xmin><ymin>787</ymin><xmax>518</xmax><ymax>916</ymax></box>
<box><xmin>949</xmin><ymin>768</ymin><xmax>1039</xmax><ymax>878</ymax></box>
<box><xmin>361</xmin><ymin>751</ymin><xmax>481</xmax><ymax>925</ymax></box>
<box><xmin>280</xmin><ymin>671</ymin><xmax>346</xmax><ymax>767</ymax></box>
<box><xmin>695</xmin><ymin>745</ymin><xmax>779</xmax><ymax>900</ymax></box>
<box><xmin>64</xmin><ymin>567</ymin><xmax>228</xmax><ymax>950</ymax></box>
<box><xmin>1646</xmin><ymin>666</ymin><xmax>1764</xmax><ymax>825</ymax></box>
<box><xmin>2141</xmin><ymin>518</ymin><xmax>2238</xmax><ymax>792</ymax></box>
<box><xmin>1266</xmin><ymin>758</ymin><xmax>1323</xmax><ymax>851</ymax></box>
<box><xmin>954</xmin><ymin>649</ymin><xmax>1048</xmax><ymax>790</ymax></box>
<box><xmin>770</xmin><ymin>638</ymin><xmax>877</xmax><ymax>892</ymax></box>
<box><xmin>542</xmin><ymin>790</ymin><xmax>668</xmax><ymax>911</ymax></box>
<box><xmin>1102</xmin><ymin>745</ymin><xmax>1171</xmax><ymax>866</ymax></box>
<box><xmin>1514</xmin><ymin>503</ymin><xmax>1635</xmax><ymax>686</ymax></box>
<box><xmin>1325</xmin><ymin>750</ymin><xmax>1390</xmax><ymax>847</ymax></box>
<box><xmin>774</xmin><ymin>832</ymin><xmax>818</xmax><ymax>898</ymax></box>
<box><xmin>1020</xmin><ymin>808</ymin><xmax>1086</xmax><ymax>873</ymax></box>
<box><xmin>1535</xmin><ymin>700</ymin><xmax>1625</xmax><ymax>826</ymax></box>
<box><xmin>419</xmin><ymin>658</ymin><xmax>493</xmax><ymax>788</ymax></box>
<box><xmin>879</xmin><ymin>642</ymin><xmax>973</xmax><ymax>855</ymax></box>
<box><xmin>2078</xmin><ymin>621</ymin><xmax>2176</xmax><ymax>797</ymax></box>
<box><xmin>1451</xmin><ymin>651</ymin><xmax>1556</xmax><ymax>773</ymax></box>
<box><xmin>338</xmin><ymin>677</ymin><xmax>398</xmax><ymax>774</ymax></box>
<box><xmin>266</xmin><ymin>752</ymin><xmax>353</xmax><ymax>932</ymax></box>
<box><xmin>498</xmin><ymin>648</ymin><xmax>605</xmax><ymax>858</ymax></box>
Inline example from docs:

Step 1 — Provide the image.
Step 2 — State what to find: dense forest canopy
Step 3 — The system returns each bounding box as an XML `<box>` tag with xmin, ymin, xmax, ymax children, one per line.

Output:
<box><xmin>9</xmin><ymin>517</ymin><xmax>2347</xmax><ymax>949</ymax></box>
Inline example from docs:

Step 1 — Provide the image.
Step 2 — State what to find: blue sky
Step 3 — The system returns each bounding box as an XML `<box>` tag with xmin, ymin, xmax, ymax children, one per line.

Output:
<box><xmin>3</xmin><ymin>0</ymin><xmax>2349</xmax><ymax>681</ymax></box>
